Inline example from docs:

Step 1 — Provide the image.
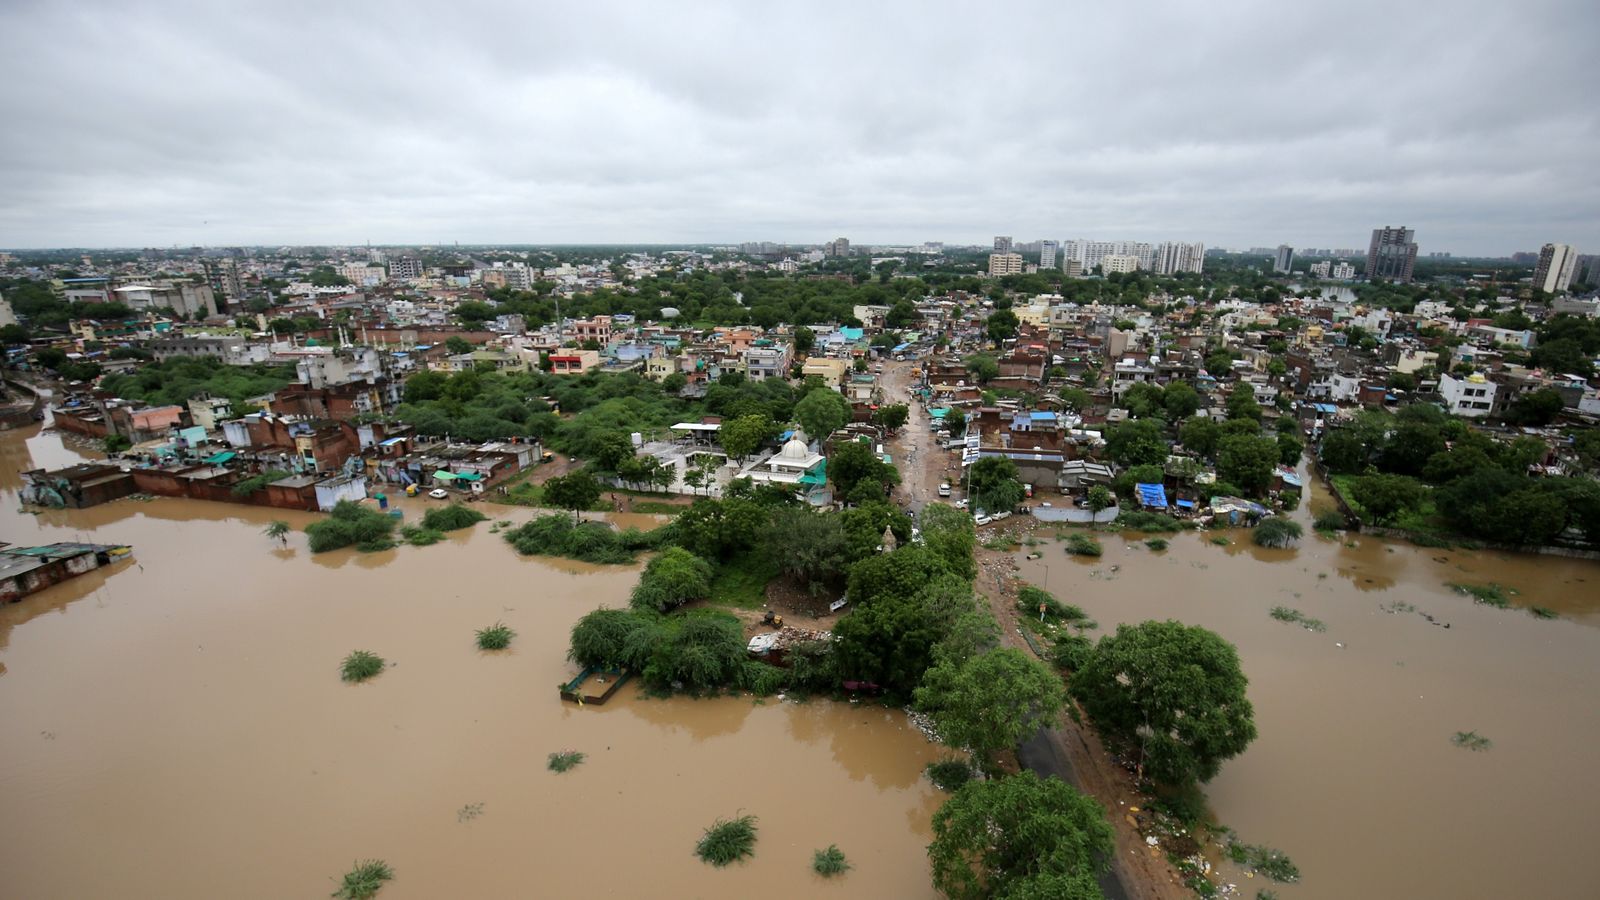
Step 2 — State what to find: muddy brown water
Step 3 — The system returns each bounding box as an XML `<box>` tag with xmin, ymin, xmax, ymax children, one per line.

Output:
<box><xmin>0</xmin><ymin>425</ymin><xmax>944</xmax><ymax>899</ymax></box>
<box><xmin>1018</xmin><ymin>517</ymin><xmax>1600</xmax><ymax>899</ymax></box>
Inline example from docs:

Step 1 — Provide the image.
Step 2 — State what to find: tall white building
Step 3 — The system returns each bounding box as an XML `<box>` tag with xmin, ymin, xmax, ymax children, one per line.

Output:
<box><xmin>988</xmin><ymin>252</ymin><xmax>1024</xmax><ymax>276</ymax></box>
<box><xmin>337</xmin><ymin>263</ymin><xmax>386</xmax><ymax>287</ymax></box>
<box><xmin>1331</xmin><ymin>261</ymin><xmax>1356</xmax><ymax>280</ymax></box>
<box><xmin>994</xmin><ymin>236</ymin><xmax>1013</xmax><ymax>253</ymax></box>
<box><xmin>1534</xmin><ymin>243</ymin><xmax>1578</xmax><ymax>293</ymax></box>
<box><xmin>390</xmin><ymin>257</ymin><xmax>423</xmax><ymax>280</ymax></box>
<box><xmin>1040</xmin><ymin>240</ymin><xmax>1057</xmax><ymax>270</ymax></box>
<box><xmin>1153</xmin><ymin>241</ymin><xmax>1206</xmax><ymax>275</ymax></box>
<box><xmin>1101</xmin><ymin>254</ymin><xmax>1139</xmax><ymax>274</ymax></box>
<box><xmin>1064</xmin><ymin>239</ymin><xmax>1158</xmax><ymax>272</ymax></box>
<box><xmin>1440</xmin><ymin>373</ymin><xmax>1497</xmax><ymax>418</ymax></box>
<box><xmin>1274</xmin><ymin>245</ymin><xmax>1295</xmax><ymax>274</ymax></box>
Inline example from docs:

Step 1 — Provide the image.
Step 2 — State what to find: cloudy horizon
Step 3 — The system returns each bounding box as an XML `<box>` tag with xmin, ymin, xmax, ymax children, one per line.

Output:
<box><xmin>2</xmin><ymin>0</ymin><xmax>1595</xmax><ymax>256</ymax></box>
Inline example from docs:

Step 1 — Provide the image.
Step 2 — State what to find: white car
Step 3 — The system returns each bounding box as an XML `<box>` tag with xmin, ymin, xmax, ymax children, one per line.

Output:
<box><xmin>938</xmin><ymin>483</ymin><xmax>951</xmax><ymax>497</ymax></box>
<box><xmin>974</xmin><ymin>513</ymin><xmax>994</xmax><ymax>526</ymax></box>
<box><xmin>954</xmin><ymin>498</ymin><xmax>969</xmax><ymax>509</ymax></box>
<box><xmin>428</xmin><ymin>488</ymin><xmax>449</xmax><ymax>499</ymax></box>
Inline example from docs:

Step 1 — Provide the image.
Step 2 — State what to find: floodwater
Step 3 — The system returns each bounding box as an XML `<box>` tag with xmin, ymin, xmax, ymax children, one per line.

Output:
<box><xmin>0</xmin><ymin>424</ymin><xmax>945</xmax><ymax>899</ymax></box>
<box><xmin>1018</xmin><ymin>515</ymin><xmax>1600</xmax><ymax>898</ymax></box>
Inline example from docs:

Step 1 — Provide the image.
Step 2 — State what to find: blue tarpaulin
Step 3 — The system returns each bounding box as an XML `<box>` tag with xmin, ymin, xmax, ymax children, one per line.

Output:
<box><xmin>1135</xmin><ymin>483</ymin><xmax>1168</xmax><ymax>509</ymax></box>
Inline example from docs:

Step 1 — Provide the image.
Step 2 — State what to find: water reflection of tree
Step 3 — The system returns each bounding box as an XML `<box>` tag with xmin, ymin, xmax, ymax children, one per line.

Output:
<box><xmin>785</xmin><ymin>701</ymin><xmax>923</xmax><ymax>790</ymax></box>
<box><xmin>621</xmin><ymin>693</ymin><xmax>753</xmax><ymax>740</ymax></box>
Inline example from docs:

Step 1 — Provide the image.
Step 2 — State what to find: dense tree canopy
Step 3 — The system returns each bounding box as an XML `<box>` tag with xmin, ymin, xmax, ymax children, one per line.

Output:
<box><xmin>927</xmin><ymin>772</ymin><xmax>1113</xmax><ymax>900</ymax></box>
<box><xmin>1072</xmin><ymin>620</ymin><xmax>1257</xmax><ymax>786</ymax></box>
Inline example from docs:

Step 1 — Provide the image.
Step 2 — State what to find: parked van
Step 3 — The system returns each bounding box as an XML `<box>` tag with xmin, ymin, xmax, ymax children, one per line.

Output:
<box><xmin>938</xmin><ymin>483</ymin><xmax>951</xmax><ymax>497</ymax></box>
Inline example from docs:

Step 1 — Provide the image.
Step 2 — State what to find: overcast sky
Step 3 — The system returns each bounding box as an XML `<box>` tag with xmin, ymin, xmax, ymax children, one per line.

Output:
<box><xmin>2</xmin><ymin>0</ymin><xmax>1595</xmax><ymax>255</ymax></box>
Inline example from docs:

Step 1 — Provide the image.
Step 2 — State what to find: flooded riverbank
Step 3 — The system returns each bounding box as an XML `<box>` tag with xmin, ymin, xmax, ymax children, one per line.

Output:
<box><xmin>1018</xmin><ymin>525</ymin><xmax>1600</xmax><ymax>898</ymax></box>
<box><xmin>0</xmin><ymin>425</ymin><xmax>944</xmax><ymax>899</ymax></box>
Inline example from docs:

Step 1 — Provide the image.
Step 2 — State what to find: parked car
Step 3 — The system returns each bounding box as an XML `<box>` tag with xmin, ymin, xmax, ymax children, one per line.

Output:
<box><xmin>428</xmin><ymin>488</ymin><xmax>449</xmax><ymax>499</ymax></box>
<box><xmin>954</xmin><ymin>498</ymin><xmax>969</xmax><ymax>509</ymax></box>
<box><xmin>938</xmin><ymin>483</ymin><xmax>951</xmax><ymax>497</ymax></box>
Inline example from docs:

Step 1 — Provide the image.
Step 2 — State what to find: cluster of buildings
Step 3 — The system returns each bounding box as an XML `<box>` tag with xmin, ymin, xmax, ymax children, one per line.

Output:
<box><xmin>988</xmin><ymin>236</ymin><xmax>1207</xmax><ymax>277</ymax></box>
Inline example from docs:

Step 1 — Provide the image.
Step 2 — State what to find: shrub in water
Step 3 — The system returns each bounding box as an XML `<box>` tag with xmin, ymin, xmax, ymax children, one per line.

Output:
<box><xmin>1450</xmin><ymin>582</ymin><xmax>1510</xmax><ymax>608</ymax></box>
<box><xmin>1452</xmin><ymin>730</ymin><xmax>1492</xmax><ymax>752</ymax></box>
<box><xmin>340</xmin><ymin>650</ymin><xmax>385</xmax><ymax>683</ymax></box>
<box><xmin>1312</xmin><ymin>509</ymin><xmax>1346</xmax><ymax>532</ymax></box>
<box><xmin>925</xmin><ymin>760</ymin><xmax>974</xmax><ymax>792</ymax></box>
<box><xmin>1115</xmin><ymin>509</ymin><xmax>1182</xmax><ymax>533</ymax></box>
<box><xmin>696</xmin><ymin>814</ymin><xmax>758</xmax><ymax>866</ymax></box>
<box><xmin>421</xmin><ymin>503</ymin><xmax>488</xmax><ymax>532</ymax></box>
<box><xmin>307</xmin><ymin>501</ymin><xmax>397</xmax><ymax>553</ymax></box>
<box><xmin>1251</xmin><ymin>518</ymin><xmax>1303</xmax><ymax>548</ymax></box>
<box><xmin>1064</xmin><ymin>533</ymin><xmax>1102</xmax><ymax>557</ymax></box>
<box><xmin>399</xmin><ymin>525</ymin><xmax>444</xmax><ymax>546</ymax></box>
<box><xmin>629</xmin><ymin>546</ymin><xmax>714</xmax><ymax>612</ymax></box>
<box><xmin>647</xmin><ymin>611</ymin><xmax>746</xmax><ymax>692</ymax></box>
<box><xmin>569</xmin><ymin>608</ymin><xmax>655</xmax><ymax>669</ymax></box>
<box><xmin>476</xmin><ymin>622</ymin><xmax>515</xmax><ymax>650</ymax></box>
<box><xmin>504</xmin><ymin>514</ymin><xmax>667</xmax><ymax>564</ymax></box>
<box><xmin>1145</xmin><ymin>537</ymin><xmax>1169</xmax><ymax>551</ymax></box>
<box><xmin>738</xmin><ymin>660</ymin><xmax>787</xmax><ymax>696</ymax></box>
<box><xmin>547</xmin><ymin>750</ymin><xmax>585</xmax><ymax>772</ymax></box>
<box><xmin>332</xmin><ymin>859</ymin><xmax>392</xmax><ymax>899</ymax></box>
<box><xmin>812</xmin><ymin>844</ymin><xmax>850</xmax><ymax>877</ymax></box>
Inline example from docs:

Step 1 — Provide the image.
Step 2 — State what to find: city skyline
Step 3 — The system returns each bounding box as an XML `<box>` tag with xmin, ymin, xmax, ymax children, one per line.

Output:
<box><xmin>1</xmin><ymin>0</ymin><xmax>1595</xmax><ymax>255</ymax></box>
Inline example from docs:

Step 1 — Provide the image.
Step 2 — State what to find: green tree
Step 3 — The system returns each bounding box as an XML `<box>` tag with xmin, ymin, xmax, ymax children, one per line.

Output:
<box><xmin>661</xmin><ymin>371</ymin><xmax>688</xmax><ymax>394</ymax></box>
<box><xmin>444</xmin><ymin>335</ymin><xmax>473</xmax><ymax>354</ymax></box>
<box><xmin>542</xmin><ymin>469</ymin><xmax>602</xmax><ymax>522</ymax></box>
<box><xmin>968</xmin><ymin>456</ymin><xmax>1025</xmax><ymax>514</ymax></box>
<box><xmin>767</xmin><ymin>508</ymin><xmax>850</xmax><ymax>592</ymax></box>
<box><xmin>793</xmin><ymin>325</ymin><xmax>815</xmax><ymax>355</ymax></box>
<box><xmin>1105</xmin><ymin>418</ymin><xmax>1168</xmax><ymax>467</ymax></box>
<box><xmin>1378</xmin><ymin>421</ymin><xmax>1445</xmax><ymax>477</ymax></box>
<box><xmin>829</xmin><ymin>439</ymin><xmax>897</xmax><ymax>499</ymax></box>
<box><xmin>964</xmin><ymin>354</ymin><xmax>1000</xmax><ymax>385</ymax></box>
<box><xmin>1087</xmin><ymin>485</ymin><xmax>1114</xmax><ymax>525</ymax></box>
<box><xmin>918</xmin><ymin>503</ymin><xmax>977</xmax><ymax>580</ymax></box>
<box><xmin>794</xmin><ymin>389</ymin><xmax>850</xmax><ymax>442</ymax></box>
<box><xmin>1205</xmin><ymin>350</ymin><xmax>1235</xmax><ymax>377</ymax></box>
<box><xmin>986</xmin><ymin>308</ymin><xmax>1020</xmax><ymax>345</ymax></box>
<box><xmin>873</xmin><ymin>403</ymin><xmax>910</xmax><ymax>432</ymax></box>
<box><xmin>1071</xmin><ymin>620</ymin><xmax>1257</xmax><ymax>786</ymax></box>
<box><xmin>102</xmin><ymin>434</ymin><xmax>132</xmax><ymax>454</ymax></box>
<box><xmin>1162</xmin><ymin>381</ymin><xmax>1200</xmax><ymax>420</ymax></box>
<box><xmin>1179</xmin><ymin>417</ymin><xmax>1222</xmax><ymax>459</ymax></box>
<box><xmin>1348</xmin><ymin>473</ymin><xmax>1426</xmax><ymax>525</ymax></box>
<box><xmin>263</xmin><ymin>520</ymin><xmax>290</xmax><ymax>546</ymax></box>
<box><xmin>927</xmin><ymin>771</ymin><xmax>1113</xmax><ymax>900</ymax></box>
<box><xmin>1318</xmin><ymin>428</ymin><xmax>1368</xmax><ymax>474</ymax></box>
<box><xmin>1058</xmin><ymin>387</ymin><xmax>1092</xmax><ymax>412</ymax></box>
<box><xmin>719</xmin><ymin>413</ymin><xmax>775</xmax><ymax>461</ymax></box>
<box><xmin>1276</xmin><ymin>432</ymin><xmax>1303</xmax><ymax>466</ymax></box>
<box><xmin>915</xmin><ymin>649</ymin><xmax>1064</xmax><ymax>775</ymax></box>
<box><xmin>1504</xmin><ymin>388</ymin><xmax>1565</xmax><ymax>426</ymax></box>
<box><xmin>1226</xmin><ymin>382</ymin><xmax>1262</xmax><ymax>421</ymax></box>
<box><xmin>1121</xmin><ymin>382</ymin><xmax>1166</xmax><ymax>418</ymax></box>
<box><xmin>629</xmin><ymin>547</ymin><xmax>714</xmax><ymax>612</ymax></box>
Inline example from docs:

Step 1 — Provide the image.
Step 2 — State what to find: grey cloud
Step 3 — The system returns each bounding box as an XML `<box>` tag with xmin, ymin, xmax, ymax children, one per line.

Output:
<box><xmin>1</xmin><ymin>0</ymin><xmax>1596</xmax><ymax>254</ymax></box>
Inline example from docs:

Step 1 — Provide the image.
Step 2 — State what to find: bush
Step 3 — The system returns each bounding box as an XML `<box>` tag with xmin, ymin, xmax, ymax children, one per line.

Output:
<box><xmin>421</xmin><ymin>503</ymin><xmax>488</xmax><ymax>532</ymax></box>
<box><xmin>399</xmin><ymin>525</ymin><xmax>444</xmax><ymax>546</ymax></box>
<box><xmin>1115</xmin><ymin>509</ymin><xmax>1183</xmax><ymax>532</ymax></box>
<box><xmin>646</xmin><ymin>611</ymin><xmax>746</xmax><ymax>692</ymax></box>
<box><xmin>1051</xmin><ymin>633</ymin><xmax>1094</xmax><ymax>672</ymax></box>
<box><xmin>1452</xmin><ymin>730</ymin><xmax>1492</xmax><ymax>752</ymax></box>
<box><xmin>231</xmin><ymin>468</ymin><xmax>291</xmax><ymax>497</ymax></box>
<box><xmin>476</xmin><ymin>621</ymin><xmax>515</xmax><ymax>650</ymax></box>
<box><xmin>1226</xmin><ymin>841</ymin><xmax>1300</xmax><ymax>883</ymax></box>
<box><xmin>547</xmin><ymin>750</ymin><xmax>585</xmax><ymax>772</ymax></box>
<box><xmin>332</xmin><ymin>859</ymin><xmax>393</xmax><ymax>900</ymax></box>
<box><xmin>1269</xmin><ymin>606</ymin><xmax>1325</xmax><ymax>632</ymax></box>
<box><xmin>812</xmin><ymin>844</ymin><xmax>850</xmax><ymax>877</ymax></box>
<box><xmin>569</xmin><ymin>608</ymin><xmax>655</xmax><ymax>669</ymax></box>
<box><xmin>1450</xmin><ymin>582</ymin><xmax>1510</xmax><ymax>608</ymax></box>
<box><xmin>1312</xmin><ymin>509</ymin><xmax>1346</xmax><ymax>532</ymax></box>
<box><xmin>504</xmin><ymin>514</ymin><xmax>667</xmax><ymax>563</ymax></box>
<box><xmin>630</xmin><ymin>547</ymin><xmax>714</xmax><ymax>612</ymax></box>
<box><xmin>737</xmin><ymin>660</ymin><xmax>787</xmax><ymax>695</ymax></box>
<box><xmin>1145</xmin><ymin>538</ymin><xmax>1169</xmax><ymax>551</ymax></box>
<box><xmin>926</xmin><ymin>760</ymin><xmax>974</xmax><ymax>792</ymax></box>
<box><xmin>307</xmin><ymin>501</ymin><xmax>397</xmax><ymax>553</ymax></box>
<box><xmin>1064</xmin><ymin>533</ymin><xmax>1102</xmax><ymax>557</ymax></box>
<box><xmin>1016</xmin><ymin>585</ymin><xmax>1088</xmax><ymax>623</ymax></box>
<box><xmin>695</xmin><ymin>814</ymin><xmax>758</xmax><ymax>866</ymax></box>
<box><xmin>340</xmin><ymin>650</ymin><xmax>385</xmax><ymax>682</ymax></box>
<box><xmin>1251</xmin><ymin>518</ymin><xmax>1303</xmax><ymax>548</ymax></box>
